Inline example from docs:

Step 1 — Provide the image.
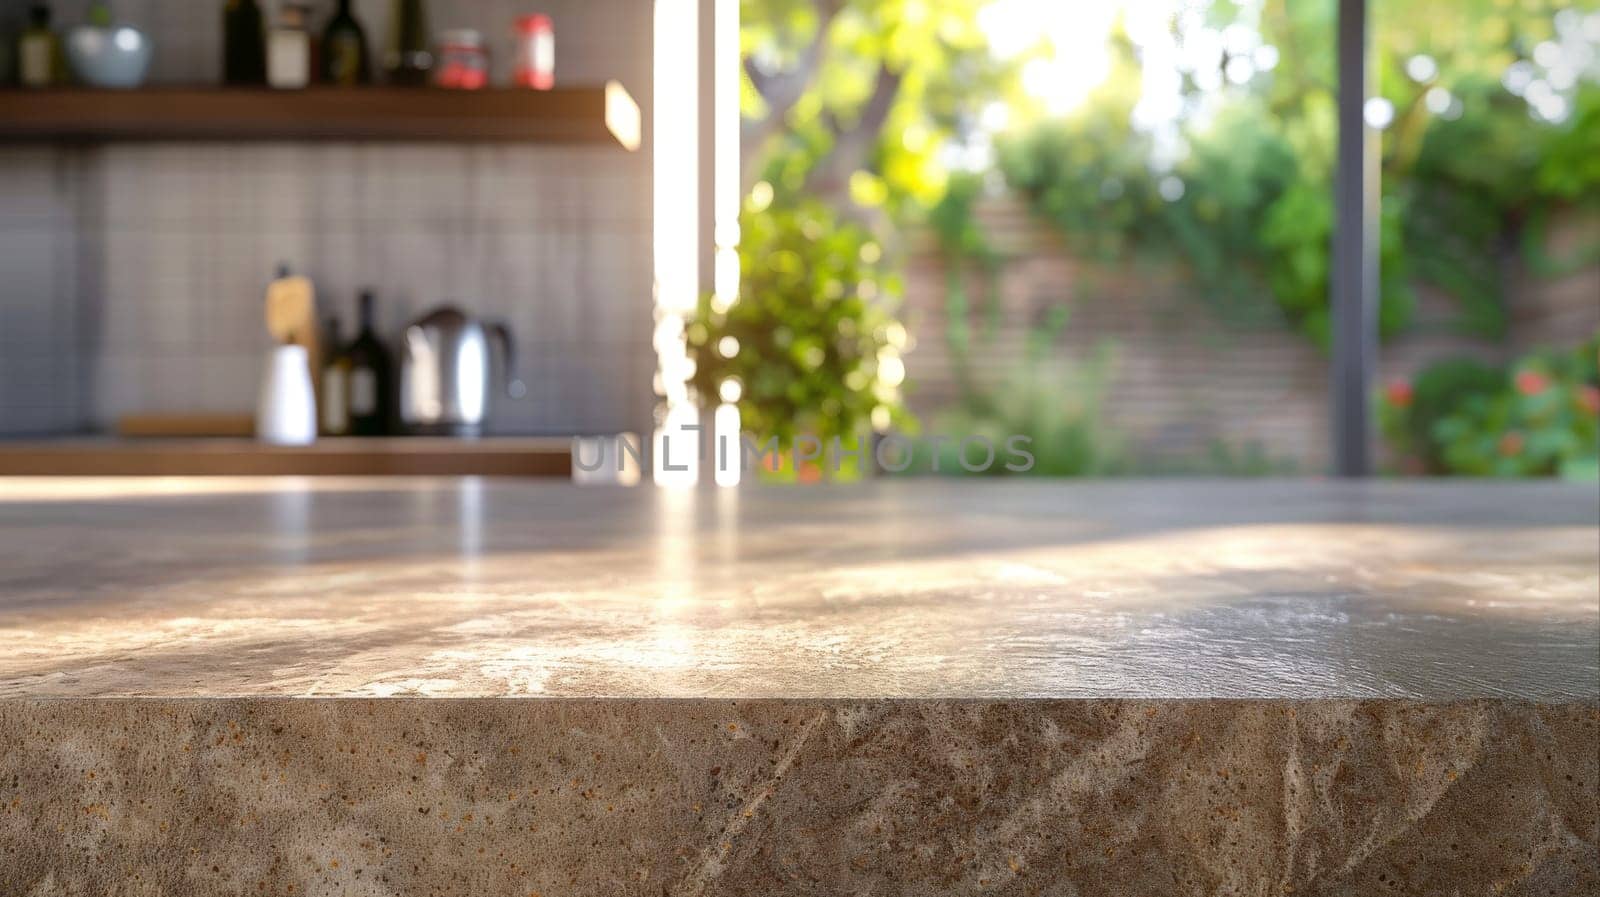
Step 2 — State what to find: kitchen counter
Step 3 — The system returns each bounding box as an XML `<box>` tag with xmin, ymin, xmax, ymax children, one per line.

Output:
<box><xmin>1</xmin><ymin>478</ymin><xmax>1596</xmax><ymax>894</ymax></box>
<box><xmin>0</xmin><ymin>436</ymin><xmax>571</xmax><ymax>477</ymax></box>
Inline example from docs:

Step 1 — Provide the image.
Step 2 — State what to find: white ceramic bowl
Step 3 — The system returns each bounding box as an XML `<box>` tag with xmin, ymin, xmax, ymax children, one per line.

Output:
<box><xmin>67</xmin><ymin>25</ymin><xmax>152</xmax><ymax>89</ymax></box>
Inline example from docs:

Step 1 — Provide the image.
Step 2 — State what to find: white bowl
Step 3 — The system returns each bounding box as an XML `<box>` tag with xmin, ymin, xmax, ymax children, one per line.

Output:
<box><xmin>67</xmin><ymin>25</ymin><xmax>153</xmax><ymax>89</ymax></box>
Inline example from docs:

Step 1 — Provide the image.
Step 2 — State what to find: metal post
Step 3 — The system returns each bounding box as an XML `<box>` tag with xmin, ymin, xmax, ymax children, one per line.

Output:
<box><xmin>1332</xmin><ymin>0</ymin><xmax>1378</xmax><ymax>476</ymax></box>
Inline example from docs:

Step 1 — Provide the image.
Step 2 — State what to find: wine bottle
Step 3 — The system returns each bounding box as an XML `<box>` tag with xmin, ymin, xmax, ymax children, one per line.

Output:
<box><xmin>321</xmin><ymin>0</ymin><xmax>372</xmax><ymax>86</ymax></box>
<box><xmin>320</xmin><ymin>315</ymin><xmax>351</xmax><ymax>436</ymax></box>
<box><xmin>222</xmin><ymin>0</ymin><xmax>267</xmax><ymax>86</ymax></box>
<box><xmin>345</xmin><ymin>291</ymin><xmax>391</xmax><ymax>436</ymax></box>
<box><xmin>385</xmin><ymin>0</ymin><xmax>432</xmax><ymax>86</ymax></box>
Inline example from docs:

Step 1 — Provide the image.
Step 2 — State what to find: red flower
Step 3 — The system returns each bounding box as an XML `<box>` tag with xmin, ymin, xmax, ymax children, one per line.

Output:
<box><xmin>1498</xmin><ymin>431</ymin><xmax>1524</xmax><ymax>457</ymax></box>
<box><xmin>1514</xmin><ymin>370</ymin><xmax>1549</xmax><ymax>396</ymax></box>
<box><xmin>1385</xmin><ymin>379</ymin><xmax>1414</xmax><ymax>408</ymax></box>
<box><xmin>1578</xmin><ymin>385</ymin><xmax>1600</xmax><ymax>416</ymax></box>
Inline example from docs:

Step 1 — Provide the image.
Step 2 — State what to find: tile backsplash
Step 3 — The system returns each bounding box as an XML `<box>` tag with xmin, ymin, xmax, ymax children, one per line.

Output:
<box><xmin>0</xmin><ymin>0</ymin><xmax>653</xmax><ymax>437</ymax></box>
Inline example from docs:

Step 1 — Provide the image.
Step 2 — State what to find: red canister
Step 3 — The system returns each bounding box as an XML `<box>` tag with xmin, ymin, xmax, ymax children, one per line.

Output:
<box><xmin>513</xmin><ymin>14</ymin><xmax>554</xmax><ymax>90</ymax></box>
<box><xmin>434</xmin><ymin>29</ymin><xmax>488</xmax><ymax>89</ymax></box>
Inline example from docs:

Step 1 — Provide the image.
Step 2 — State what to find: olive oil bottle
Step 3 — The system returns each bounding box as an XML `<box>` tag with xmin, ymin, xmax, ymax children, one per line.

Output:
<box><xmin>385</xmin><ymin>0</ymin><xmax>432</xmax><ymax>85</ymax></box>
<box><xmin>320</xmin><ymin>316</ymin><xmax>352</xmax><ymax>436</ymax></box>
<box><xmin>321</xmin><ymin>0</ymin><xmax>372</xmax><ymax>85</ymax></box>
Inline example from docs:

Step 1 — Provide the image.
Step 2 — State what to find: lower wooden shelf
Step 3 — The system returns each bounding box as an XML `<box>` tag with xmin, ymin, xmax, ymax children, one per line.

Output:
<box><xmin>0</xmin><ymin>437</ymin><xmax>572</xmax><ymax>477</ymax></box>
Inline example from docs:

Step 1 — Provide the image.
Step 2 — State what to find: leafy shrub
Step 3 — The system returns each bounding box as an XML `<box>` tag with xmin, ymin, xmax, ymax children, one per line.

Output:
<box><xmin>686</xmin><ymin>197</ymin><xmax>910</xmax><ymax>448</ymax></box>
<box><xmin>914</xmin><ymin>288</ymin><xmax>1123</xmax><ymax>477</ymax></box>
<box><xmin>1535</xmin><ymin>85</ymin><xmax>1600</xmax><ymax>204</ymax></box>
<box><xmin>916</xmin><ymin>172</ymin><xmax>1123</xmax><ymax>477</ymax></box>
<box><xmin>1135</xmin><ymin>439</ymin><xmax>1299</xmax><ymax>476</ymax></box>
<box><xmin>1378</xmin><ymin>357</ymin><xmax>1505</xmax><ymax>472</ymax></box>
<box><xmin>1380</xmin><ymin>335</ymin><xmax>1600</xmax><ymax>478</ymax></box>
<box><xmin>921</xmin><ymin>348</ymin><xmax>1123</xmax><ymax>477</ymax></box>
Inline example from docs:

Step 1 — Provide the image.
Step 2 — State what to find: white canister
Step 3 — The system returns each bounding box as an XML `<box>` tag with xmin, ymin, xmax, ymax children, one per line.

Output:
<box><xmin>267</xmin><ymin>25</ymin><xmax>310</xmax><ymax>89</ymax></box>
<box><xmin>256</xmin><ymin>344</ymin><xmax>317</xmax><ymax>445</ymax></box>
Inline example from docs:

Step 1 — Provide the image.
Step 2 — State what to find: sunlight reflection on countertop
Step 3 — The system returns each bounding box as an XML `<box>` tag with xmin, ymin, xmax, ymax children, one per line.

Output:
<box><xmin>0</xmin><ymin>477</ymin><xmax>1595</xmax><ymax>700</ymax></box>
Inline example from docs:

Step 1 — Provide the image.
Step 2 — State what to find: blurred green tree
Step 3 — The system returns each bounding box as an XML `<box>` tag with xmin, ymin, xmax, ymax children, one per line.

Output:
<box><xmin>998</xmin><ymin>0</ymin><xmax>1598</xmax><ymax>345</ymax></box>
<box><xmin>741</xmin><ymin>0</ymin><xmax>1016</xmax><ymax>226</ymax></box>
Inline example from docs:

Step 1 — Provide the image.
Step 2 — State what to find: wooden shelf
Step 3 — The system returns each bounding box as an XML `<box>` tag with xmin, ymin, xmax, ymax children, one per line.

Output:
<box><xmin>0</xmin><ymin>82</ymin><xmax>640</xmax><ymax>149</ymax></box>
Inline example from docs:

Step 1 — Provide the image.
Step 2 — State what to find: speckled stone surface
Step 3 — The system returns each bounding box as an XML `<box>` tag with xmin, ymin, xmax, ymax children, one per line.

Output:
<box><xmin>2</xmin><ymin>699</ymin><xmax>1595</xmax><ymax>895</ymax></box>
<box><xmin>0</xmin><ymin>478</ymin><xmax>1596</xmax><ymax>894</ymax></box>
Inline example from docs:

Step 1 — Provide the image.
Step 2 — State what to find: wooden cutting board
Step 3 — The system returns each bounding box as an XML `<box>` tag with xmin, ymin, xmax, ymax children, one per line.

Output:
<box><xmin>116</xmin><ymin>413</ymin><xmax>256</xmax><ymax>438</ymax></box>
<box><xmin>264</xmin><ymin>269</ymin><xmax>323</xmax><ymax>402</ymax></box>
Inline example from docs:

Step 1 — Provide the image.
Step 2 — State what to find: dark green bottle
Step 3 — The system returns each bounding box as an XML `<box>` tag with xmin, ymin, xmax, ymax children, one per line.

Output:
<box><xmin>321</xmin><ymin>0</ymin><xmax>371</xmax><ymax>86</ymax></box>
<box><xmin>222</xmin><ymin>0</ymin><xmax>267</xmax><ymax>85</ymax></box>
<box><xmin>345</xmin><ymin>291</ymin><xmax>392</xmax><ymax>436</ymax></box>
<box><xmin>385</xmin><ymin>0</ymin><xmax>432</xmax><ymax>86</ymax></box>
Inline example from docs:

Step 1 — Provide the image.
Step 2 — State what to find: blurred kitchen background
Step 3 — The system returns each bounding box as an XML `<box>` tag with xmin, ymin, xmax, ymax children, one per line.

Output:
<box><xmin>0</xmin><ymin>0</ymin><xmax>652</xmax><ymax>445</ymax></box>
<box><xmin>0</xmin><ymin>0</ymin><xmax>1596</xmax><ymax>479</ymax></box>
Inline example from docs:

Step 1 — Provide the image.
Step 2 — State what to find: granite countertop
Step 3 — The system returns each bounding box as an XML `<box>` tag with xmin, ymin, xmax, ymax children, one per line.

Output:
<box><xmin>1</xmin><ymin>477</ymin><xmax>1595</xmax><ymax>699</ymax></box>
<box><xmin>2</xmin><ymin>478</ymin><xmax>1596</xmax><ymax>895</ymax></box>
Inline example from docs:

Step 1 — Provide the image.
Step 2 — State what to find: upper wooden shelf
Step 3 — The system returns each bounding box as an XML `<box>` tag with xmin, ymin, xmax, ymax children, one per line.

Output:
<box><xmin>0</xmin><ymin>82</ymin><xmax>641</xmax><ymax>150</ymax></box>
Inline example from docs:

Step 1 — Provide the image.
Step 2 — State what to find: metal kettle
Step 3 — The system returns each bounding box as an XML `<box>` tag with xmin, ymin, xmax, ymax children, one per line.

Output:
<box><xmin>398</xmin><ymin>306</ymin><xmax>523</xmax><ymax>436</ymax></box>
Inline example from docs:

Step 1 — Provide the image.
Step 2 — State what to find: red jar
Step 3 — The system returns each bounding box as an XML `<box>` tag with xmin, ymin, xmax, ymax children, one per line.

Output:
<box><xmin>513</xmin><ymin>14</ymin><xmax>554</xmax><ymax>90</ymax></box>
<box><xmin>434</xmin><ymin>29</ymin><xmax>488</xmax><ymax>90</ymax></box>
